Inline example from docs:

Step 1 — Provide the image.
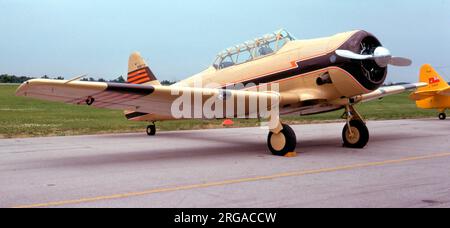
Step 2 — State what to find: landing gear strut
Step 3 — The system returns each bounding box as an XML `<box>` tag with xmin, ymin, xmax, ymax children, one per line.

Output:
<box><xmin>342</xmin><ymin>105</ymin><xmax>369</xmax><ymax>148</ymax></box>
<box><xmin>439</xmin><ymin>110</ymin><xmax>446</xmax><ymax>120</ymax></box>
<box><xmin>146</xmin><ymin>123</ymin><xmax>156</xmax><ymax>136</ymax></box>
<box><xmin>267</xmin><ymin>122</ymin><xmax>297</xmax><ymax>156</ymax></box>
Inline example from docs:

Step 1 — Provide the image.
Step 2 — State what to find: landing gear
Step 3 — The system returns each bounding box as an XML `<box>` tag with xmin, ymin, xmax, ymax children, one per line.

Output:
<box><xmin>146</xmin><ymin>123</ymin><xmax>156</xmax><ymax>136</ymax></box>
<box><xmin>342</xmin><ymin>105</ymin><xmax>369</xmax><ymax>148</ymax></box>
<box><xmin>267</xmin><ymin>123</ymin><xmax>297</xmax><ymax>156</ymax></box>
<box><xmin>438</xmin><ymin>109</ymin><xmax>447</xmax><ymax>120</ymax></box>
<box><xmin>85</xmin><ymin>97</ymin><xmax>95</xmax><ymax>106</ymax></box>
<box><xmin>343</xmin><ymin>120</ymin><xmax>369</xmax><ymax>148</ymax></box>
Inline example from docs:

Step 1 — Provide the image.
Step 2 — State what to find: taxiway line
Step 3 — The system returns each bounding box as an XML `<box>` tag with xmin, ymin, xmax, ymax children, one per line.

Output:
<box><xmin>13</xmin><ymin>151</ymin><xmax>450</xmax><ymax>208</ymax></box>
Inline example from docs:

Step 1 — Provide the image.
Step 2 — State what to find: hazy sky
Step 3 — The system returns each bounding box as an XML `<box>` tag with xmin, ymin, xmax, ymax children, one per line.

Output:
<box><xmin>1</xmin><ymin>0</ymin><xmax>449</xmax><ymax>82</ymax></box>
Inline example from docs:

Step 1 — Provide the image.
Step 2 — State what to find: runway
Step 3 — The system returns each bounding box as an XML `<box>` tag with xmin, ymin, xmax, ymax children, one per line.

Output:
<box><xmin>1</xmin><ymin>119</ymin><xmax>449</xmax><ymax>208</ymax></box>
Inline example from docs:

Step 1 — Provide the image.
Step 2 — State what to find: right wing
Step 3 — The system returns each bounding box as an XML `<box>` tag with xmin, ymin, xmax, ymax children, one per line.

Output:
<box><xmin>357</xmin><ymin>82</ymin><xmax>428</xmax><ymax>103</ymax></box>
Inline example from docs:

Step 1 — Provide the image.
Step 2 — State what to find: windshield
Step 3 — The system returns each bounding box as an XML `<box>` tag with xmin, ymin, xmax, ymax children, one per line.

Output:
<box><xmin>213</xmin><ymin>29</ymin><xmax>295</xmax><ymax>70</ymax></box>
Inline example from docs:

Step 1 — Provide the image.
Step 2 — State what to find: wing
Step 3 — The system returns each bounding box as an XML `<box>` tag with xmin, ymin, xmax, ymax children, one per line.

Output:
<box><xmin>409</xmin><ymin>90</ymin><xmax>438</xmax><ymax>101</ymax></box>
<box><xmin>438</xmin><ymin>87</ymin><xmax>450</xmax><ymax>96</ymax></box>
<box><xmin>356</xmin><ymin>82</ymin><xmax>428</xmax><ymax>103</ymax></box>
<box><xmin>409</xmin><ymin>86</ymin><xmax>450</xmax><ymax>101</ymax></box>
<box><xmin>15</xmin><ymin>79</ymin><xmax>283</xmax><ymax>119</ymax></box>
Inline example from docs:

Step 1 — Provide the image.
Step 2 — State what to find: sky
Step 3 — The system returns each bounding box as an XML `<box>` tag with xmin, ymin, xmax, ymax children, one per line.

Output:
<box><xmin>0</xmin><ymin>0</ymin><xmax>449</xmax><ymax>82</ymax></box>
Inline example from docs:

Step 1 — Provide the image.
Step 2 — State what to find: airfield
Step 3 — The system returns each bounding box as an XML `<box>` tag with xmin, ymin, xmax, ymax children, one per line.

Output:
<box><xmin>1</xmin><ymin>119</ymin><xmax>449</xmax><ymax>208</ymax></box>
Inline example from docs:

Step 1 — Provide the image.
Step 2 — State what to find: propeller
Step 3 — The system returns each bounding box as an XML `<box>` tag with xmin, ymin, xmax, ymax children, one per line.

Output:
<box><xmin>335</xmin><ymin>47</ymin><xmax>412</xmax><ymax>67</ymax></box>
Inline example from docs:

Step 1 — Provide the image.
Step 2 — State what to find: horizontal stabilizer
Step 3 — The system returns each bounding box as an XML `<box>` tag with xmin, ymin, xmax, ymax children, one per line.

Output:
<box><xmin>438</xmin><ymin>87</ymin><xmax>450</xmax><ymax>96</ymax></box>
<box><xmin>409</xmin><ymin>90</ymin><xmax>437</xmax><ymax>101</ymax></box>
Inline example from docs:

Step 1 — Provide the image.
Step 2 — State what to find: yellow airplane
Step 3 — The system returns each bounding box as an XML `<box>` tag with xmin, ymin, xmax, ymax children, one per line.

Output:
<box><xmin>16</xmin><ymin>29</ymin><xmax>426</xmax><ymax>156</ymax></box>
<box><xmin>410</xmin><ymin>64</ymin><xmax>450</xmax><ymax>120</ymax></box>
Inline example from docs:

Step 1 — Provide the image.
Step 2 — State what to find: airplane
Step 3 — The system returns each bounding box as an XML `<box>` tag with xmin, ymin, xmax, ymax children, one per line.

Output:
<box><xmin>16</xmin><ymin>29</ymin><xmax>426</xmax><ymax>156</ymax></box>
<box><xmin>410</xmin><ymin>64</ymin><xmax>450</xmax><ymax>120</ymax></box>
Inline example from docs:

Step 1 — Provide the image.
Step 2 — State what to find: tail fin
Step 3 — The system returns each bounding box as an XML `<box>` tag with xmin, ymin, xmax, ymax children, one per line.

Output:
<box><xmin>127</xmin><ymin>52</ymin><xmax>161</xmax><ymax>85</ymax></box>
<box><xmin>419</xmin><ymin>64</ymin><xmax>448</xmax><ymax>91</ymax></box>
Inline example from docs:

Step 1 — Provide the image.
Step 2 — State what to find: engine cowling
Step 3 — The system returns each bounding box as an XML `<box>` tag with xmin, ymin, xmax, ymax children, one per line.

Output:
<box><xmin>334</xmin><ymin>31</ymin><xmax>388</xmax><ymax>91</ymax></box>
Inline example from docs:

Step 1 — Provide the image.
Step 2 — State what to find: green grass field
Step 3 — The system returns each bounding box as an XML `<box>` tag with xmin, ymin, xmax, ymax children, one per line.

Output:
<box><xmin>0</xmin><ymin>84</ymin><xmax>436</xmax><ymax>138</ymax></box>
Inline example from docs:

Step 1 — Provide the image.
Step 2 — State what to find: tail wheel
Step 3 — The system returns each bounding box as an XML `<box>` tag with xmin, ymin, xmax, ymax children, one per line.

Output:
<box><xmin>342</xmin><ymin>120</ymin><xmax>369</xmax><ymax>148</ymax></box>
<box><xmin>85</xmin><ymin>97</ymin><xmax>95</xmax><ymax>106</ymax></box>
<box><xmin>267</xmin><ymin>124</ymin><xmax>297</xmax><ymax>156</ymax></box>
<box><xmin>146</xmin><ymin>124</ymin><xmax>156</xmax><ymax>136</ymax></box>
<box><xmin>439</xmin><ymin>113</ymin><xmax>446</xmax><ymax>120</ymax></box>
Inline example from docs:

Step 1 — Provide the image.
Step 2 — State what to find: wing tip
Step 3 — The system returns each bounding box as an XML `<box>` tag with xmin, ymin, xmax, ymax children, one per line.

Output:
<box><xmin>15</xmin><ymin>80</ymin><xmax>32</xmax><ymax>97</ymax></box>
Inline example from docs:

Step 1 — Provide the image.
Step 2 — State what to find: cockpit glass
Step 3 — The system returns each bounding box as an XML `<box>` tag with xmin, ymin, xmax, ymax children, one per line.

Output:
<box><xmin>213</xmin><ymin>29</ymin><xmax>295</xmax><ymax>70</ymax></box>
<box><xmin>236</xmin><ymin>50</ymin><xmax>252</xmax><ymax>64</ymax></box>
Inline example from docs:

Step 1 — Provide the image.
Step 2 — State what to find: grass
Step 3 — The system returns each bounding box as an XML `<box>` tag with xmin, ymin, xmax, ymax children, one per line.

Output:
<box><xmin>0</xmin><ymin>84</ymin><xmax>436</xmax><ymax>138</ymax></box>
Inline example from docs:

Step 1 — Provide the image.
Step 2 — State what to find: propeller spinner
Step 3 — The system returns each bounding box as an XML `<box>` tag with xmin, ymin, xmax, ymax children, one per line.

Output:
<box><xmin>335</xmin><ymin>47</ymin><xmax>412</xmax><ymax>67</ymax></box>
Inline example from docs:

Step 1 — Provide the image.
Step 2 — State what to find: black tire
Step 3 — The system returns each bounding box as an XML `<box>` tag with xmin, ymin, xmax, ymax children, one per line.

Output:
<box><xmin>342</xmin><ymin>120</ymin><xmax>369</xmax><ymax>149</ymax></box>
<box><xmin>85</xmin><ymin>97</ymin><xmax>95</xmax><ymax>106</ymax></box>
<box><xmin>439</xmin><ymin>113</ymin><xmax>446</xmax><ymax>120</ymax></box>
<box><xmin>146</xmin><ymin>125</ymin><xmax>156</xmax><ymax>136</ymax></box>
<box><xmin>267</xmin><ymin>124</ymin><xmax>297</xmax><ymax>156</ymax></box>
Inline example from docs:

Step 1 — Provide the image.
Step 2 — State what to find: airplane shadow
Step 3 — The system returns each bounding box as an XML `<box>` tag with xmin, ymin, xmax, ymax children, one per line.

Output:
<box><xmin>34</xmin><ymin>132</ymin><xmax>267</xmax><ymax>169</ymax></box>
<box><xmin>31</xmin><ymin>129</ymin><xmax>442</xmax><ymax>169</ymax></box>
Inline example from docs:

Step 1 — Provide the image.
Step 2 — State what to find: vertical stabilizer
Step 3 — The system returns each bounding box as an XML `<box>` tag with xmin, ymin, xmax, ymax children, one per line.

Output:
<box><xmin>418</xmin><ymin>64</ymin><xmax>448</xmax><ymax>91</ymax></box>
<box><xmin>127</xmin><ymin>52</ymin><xmax>161</xmax><ymax>86</ymax></box>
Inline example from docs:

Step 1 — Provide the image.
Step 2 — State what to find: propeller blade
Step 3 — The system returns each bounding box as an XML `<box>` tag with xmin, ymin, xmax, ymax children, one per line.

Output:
<box><xmin>389</xmin><ymin>57</ymin><xmax>412</xmax><ymax>67</ymax></box>
<box><xmin>335</xmin><ymin>50</ymin><xmax>372</xmax><ymax>60</ymax></box>
<box><xmin>335</xmin><ymin>47</ymin><xmax>412</xmax><ymax>67</ymax></box>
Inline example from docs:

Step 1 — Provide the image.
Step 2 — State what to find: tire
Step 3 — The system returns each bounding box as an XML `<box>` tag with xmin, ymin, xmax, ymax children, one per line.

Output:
<box><xmin>267</xmin><ymin>124</ymin><xmax>297</xmax><ymax>156</ymax></box>
<box><xmin>85</xmin><ymin>97</ymin><xmax>95</xmax><ymax>106</ymax></box>
<box><xmin>146</xmin><ymin>125</ymin><xmax>156</xmax><ymax>136</ymax></box>
<box><xmin>439</xmin><ymin>113</ymin><xmax>446</xmax><ymax>120</ymax></box>
<box><xmin>342</xmin><ymin>120</ymin><xmax>369</xmax><ymax>149</ymax></box>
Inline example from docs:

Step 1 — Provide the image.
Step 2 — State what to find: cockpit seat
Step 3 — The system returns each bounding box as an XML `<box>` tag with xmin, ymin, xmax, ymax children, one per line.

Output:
<box><xmin>220</xmin><ymin>61</ymin><xmax>235</xmax><ymax>69</ymax></box>
<box><xmin>212</xmin><ymin>29</ymin><xmax>295</xmax><ymax>70</ymax></box>
<box><xmin>259</xmin><ymin>46</ymin><xmax>274</xmax><ymax>56</ymax></box>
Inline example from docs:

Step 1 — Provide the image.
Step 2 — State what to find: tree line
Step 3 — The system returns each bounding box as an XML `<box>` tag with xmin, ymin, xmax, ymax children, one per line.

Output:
<box><xmin>0</xmin><ymin>74</ymin><xmax>176</xmax><ymax>85</ymax></box>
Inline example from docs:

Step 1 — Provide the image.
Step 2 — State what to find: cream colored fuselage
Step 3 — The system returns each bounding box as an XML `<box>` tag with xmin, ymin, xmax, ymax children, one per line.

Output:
<box><xmin>131</xmin><ymin>30</ymin><xmax>385</xmax><ymax>121</ymax></box>
<box><xmin>175</xmin><ymin>30</ymin><xmax>370</xmax><ymax>116</ymax></box>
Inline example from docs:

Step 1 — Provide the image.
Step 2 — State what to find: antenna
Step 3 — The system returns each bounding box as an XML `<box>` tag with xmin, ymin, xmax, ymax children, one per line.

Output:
<box><xmin>64</xmin><ymin>74</ymin><xmax>88</xmax><ymax>84</ymax></box>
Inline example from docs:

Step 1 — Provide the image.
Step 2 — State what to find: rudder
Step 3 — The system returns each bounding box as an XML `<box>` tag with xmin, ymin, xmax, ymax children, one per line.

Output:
<box><xmin>419</xmin><ymin>64</ymin><xmax>448</xmax><ymax>91</ymax></box>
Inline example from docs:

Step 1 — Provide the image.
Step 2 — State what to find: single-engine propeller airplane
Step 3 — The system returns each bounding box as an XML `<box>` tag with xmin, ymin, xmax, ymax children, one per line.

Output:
<box><xmin>16</xmin><ymin>29</ymin><xmax>426</xmax><ymax>156</ymax></box>
<box><xmin>410</xmin><ymin>64</ymin><xmax>450</xmax><ymax>120</ymax></box>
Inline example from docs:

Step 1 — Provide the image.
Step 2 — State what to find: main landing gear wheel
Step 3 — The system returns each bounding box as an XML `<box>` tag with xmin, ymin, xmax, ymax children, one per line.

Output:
<box><xmin>267</xmin><ymin>124</ymin><xmax>297</xmax><ymax>156</ymax></box>
<box><xmin>146</xmin><ymin>124</ymin><xmax>156</xmax><ymax>136</ymax></box>
<box><xmin>439</xmin><ymin>113</ymin><xmax>446</xmax><ymax>120</ymax></box>
<box><xmin>342</xmin><ymin>120</ymin><xmax>369</xmax><ymax>148</ymax></box>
